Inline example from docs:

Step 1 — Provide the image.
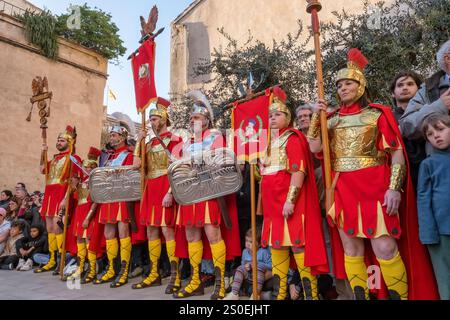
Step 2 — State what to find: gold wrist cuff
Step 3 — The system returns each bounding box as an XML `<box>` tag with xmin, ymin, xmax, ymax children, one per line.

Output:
<box><xmin>286</xmin><ymin>186</ymin><xmax>300</xmax><ymax>204</ymax></box>
<box><xmin>306</xmin><ymin>112</ymin><xmax>321</xmax><ymax>139</ymax></box>
<box><xmin>389</xmin><ymin>164</ymin><xmax>406</xmax><ymax>191</ymax></box>
<box><xmin>133</xmin><ymin>142</ymin><xmax>141</xmax><ymax>157</ymax></box>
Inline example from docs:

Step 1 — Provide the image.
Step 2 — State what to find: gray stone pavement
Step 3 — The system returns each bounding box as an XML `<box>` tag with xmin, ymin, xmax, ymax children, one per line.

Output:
<box><xmin>0</xmin><ymin>268</ymin><xmax>213</xmax><ymax>300</ymax></box>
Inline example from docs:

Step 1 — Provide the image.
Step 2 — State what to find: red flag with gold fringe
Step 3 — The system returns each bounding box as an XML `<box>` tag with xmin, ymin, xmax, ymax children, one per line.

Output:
<box><xmin>231</xmin><ymin>90</ymin><xmax>271</xmax><ymax>163</ymax></box>
<box><xmin>131</xmin><ymin>39</ymin><xmax>157</xmax><ymax>113</ymax></box>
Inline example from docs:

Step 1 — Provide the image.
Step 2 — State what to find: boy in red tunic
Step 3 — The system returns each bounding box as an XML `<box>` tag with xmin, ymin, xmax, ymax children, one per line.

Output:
<box><xmin>260</xmin><ymin>88</ymin><xmax>328</xmax><ymax>300</ymax></box>
<box><xmin>66</xmin><ymin>147</ymin><xmax>103</xmax><ymax>284</ymax></box>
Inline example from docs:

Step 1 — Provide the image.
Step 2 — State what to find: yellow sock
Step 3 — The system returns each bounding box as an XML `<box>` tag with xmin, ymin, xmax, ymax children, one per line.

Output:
<box><xmin>87</xmin><ymin>250</ymin><xmax>97</xmax><ymax>278</ymax></box>
<box><xmin>103</xmin><ymin>238</ymin><xmax>119</xmax><ymax>280</ymax></box>
<box><xmin>75</xmin><ymin>242</ymin><xmax>87</xmax><ymax>276</ymax></box>
<box><xmin>41</xmin><ymin>233</ymin><xmax>57</xmax><ymax>270</ymax></box>
<box><xmin>116</xmin><ymin>237</ymin><xmax>132</xmax><ymax>283</ymax></box>
<box><xmin>210</xmin><ymin>240</ymin><xmax>226</xmax><ymax>298</ymax></box>
<box><xmin>55</xmin><ymin>233</ymin><xmax>64</xmax><ymax>254</ymax></box>
<box><xmin>344</xmin><ymin>255</ymin><xmax>369</xmax><ymax>300</ymax></box>
<box><xmin>293</xmin><ymin>252</ymin><xmax>319</xmax><ymax>300</ymax></box>
<box><xmin>271</xmin><ymin>248</ymin><xmax>290</xmax><ymax>300</ymax></box>
<box><xmin>143</xmin><ymin>239</ymin><xmax>161</xmax><ymax>284</ymax></box>
<box><xmin>377</xmin><ymin>252</ymin><xmax>408</xmax><ymax>300</ymax></box>
<box><xmin>166</xmin><ymin>240</ymin><xmax>180</xmax><ymax>287</ymax></box>
<box><xmin>185</xmin><ymin>240</ymin><xmax>203</xmax><ymax>293</ymax></box>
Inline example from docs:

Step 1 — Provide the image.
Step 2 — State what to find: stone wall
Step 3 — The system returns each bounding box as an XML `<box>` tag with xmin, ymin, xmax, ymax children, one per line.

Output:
<box><xmin>0</xmin><ymin>12</ymin><xmax>108</xmax><ymax>192</ymax></box>
<box><xmin>170</xmin><ymin>0</ymin><xmax>393</xmax><ymax>96</ymax></box>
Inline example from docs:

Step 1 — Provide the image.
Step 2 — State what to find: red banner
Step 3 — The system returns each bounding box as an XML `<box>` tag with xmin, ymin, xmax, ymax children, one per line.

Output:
<box><xmin>231</xmin><ymin>93</ymin><xmax>271</xmax><ymax>163</ymax></box>
<box><xmin>131</xmin><ymin>39</ymin><xmax>157</xmax><ymax>113</ymax></box>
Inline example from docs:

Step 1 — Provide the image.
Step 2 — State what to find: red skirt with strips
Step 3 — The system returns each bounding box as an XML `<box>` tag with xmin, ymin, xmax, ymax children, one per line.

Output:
<box><xmin>140</xmin><ymin>176</ymin><xmax>176</xmax><ymax>227</ymax></box>
<box><xmin>40</xmin><ymin>184</ymin><xmax>67</xmax><ymax>218</ymax></box>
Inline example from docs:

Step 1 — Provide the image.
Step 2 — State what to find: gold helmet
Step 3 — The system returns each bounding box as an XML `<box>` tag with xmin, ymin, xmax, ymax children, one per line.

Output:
<box><xmin>58</xmin><ymin>125</ymin><xmax>77</xmax><ymax>151</ymax></box>
<box><xmin>82</xmin><ymin>147</ymin><xmax>101</xmax><ymax>169</ymax></box>
<box><xmin>269</xmin><ymin>86</ymin><xmax>291</xmax><ymax>126</ymax></box>
<box><xmin>336</xmin><ymin>48</ymin><xmax>369</xmax><ymax>103</ymax></box>
<box><xmin>149</xmin><ymin>97</ymin><xmax>171</xmax><ymax>126</ymax></box>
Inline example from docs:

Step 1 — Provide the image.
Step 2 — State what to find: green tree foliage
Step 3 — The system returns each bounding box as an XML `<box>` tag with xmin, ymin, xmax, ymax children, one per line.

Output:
<box><xmin>170</xmin><ymin>0</ymin><xmax>449</xmax><ymax>129</ymax></box>
<box><xmin>19</xmin><ymin>10</ymin><xmax>58</xmax><ymax>60</ymax></box>
<box><xmin>18</xmin><ymin>4</ymin><xmax>126</xmax><ymax>62</ymax></box>
<box><xmin>56</xmin><ymin>4</ymin><xmax>126</xmax><ymax>63</ymax></box>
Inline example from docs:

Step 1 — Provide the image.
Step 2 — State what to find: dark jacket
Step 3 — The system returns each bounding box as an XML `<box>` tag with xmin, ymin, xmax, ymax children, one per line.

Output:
<box><xmin>400</xmin><ymin>71</ymin><xmax>450</xmax><ymax>154</ymax></box>
<box><xmin>417</xmin><ymin>147</ymin><xmax>450</xmax><ymax>244</ymax></box>
<box><xmin>15</xmin><ymin>224</ymin><xmax>47</xmax><ymax>256</ymax></box>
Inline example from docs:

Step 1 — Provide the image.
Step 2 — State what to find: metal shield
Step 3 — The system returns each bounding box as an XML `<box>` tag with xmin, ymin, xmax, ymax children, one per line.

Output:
<box><xmin>89</xmin><ymin>166</ymin><xmax>141</xmax><ymax>204</ymax></box>
<box><xmin>168</xmin><ymin>148</ymin><xmax>243</xmax><ymax>205</ymax></box>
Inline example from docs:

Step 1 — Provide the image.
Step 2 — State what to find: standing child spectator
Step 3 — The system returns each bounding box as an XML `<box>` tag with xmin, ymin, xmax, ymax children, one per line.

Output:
<box><xmin>15</xmin><ymin>224</ymin><xmax>47</xmax><ymax>271</ymax></box>
<box><xmin>0</xmin><ymin>220</ymin><xmax>25</xmax><ymax>269</ymax></box>
<box><xmin>224</xmin><ymin>228</ymin><xmax>272</xmax><ymax>300</ymax></box>
<box><xmin>417</xmin><ymin>114</ymin><xmax>450</xmax><ymax>300</ymax></box>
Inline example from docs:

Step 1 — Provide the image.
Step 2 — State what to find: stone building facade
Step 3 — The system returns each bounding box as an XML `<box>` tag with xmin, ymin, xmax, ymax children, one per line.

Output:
<box><xmin>170</xmin><ymin>0</ymin><xmax>393</xmax><ymax>96</ymax></box>
<box><xmin>0</xmin><ymin>0</ymin><xmax>108</xmax><ymax>191</ymax></box>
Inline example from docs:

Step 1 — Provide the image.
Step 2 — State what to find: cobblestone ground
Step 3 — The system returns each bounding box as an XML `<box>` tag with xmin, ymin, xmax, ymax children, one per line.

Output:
<box><xmin>0</xmin><ymin>268</ymin><xmax>213</xmax><ymax>300</ymax></box>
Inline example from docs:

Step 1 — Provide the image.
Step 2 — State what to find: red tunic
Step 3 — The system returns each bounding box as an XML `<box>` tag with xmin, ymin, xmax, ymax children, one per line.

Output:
<box><xmin>140</xmin><ymin>132</ymin><xmax>183</xmax><ymax>227</ymax></box>
<box><xmin>40</xmin><ymin>151</ymin><xmax>82</xmax><ymax>218</ymax></box>
<box><xmin>327</xmin><ymin>103</ymin><xmax>402</xmax><ymax>239</ymax></box>
<box><xmin>324</xmin><ymin>104</ymin><xmax>439</xmax><ymax>299</ymax></box>
<box><xmin>175</xmin><ymin>130</ymin><xmax>241</xmax><ymax>260</ymax></box>
<box><xmin>260</xmin><ymin>128</ymin><xmax>329</xmax><ymax>274</ymax></box>
<box><xmin>98</xmin><ymin>145</ymin><xmax>134</xmax><ymax>224</ymax></box>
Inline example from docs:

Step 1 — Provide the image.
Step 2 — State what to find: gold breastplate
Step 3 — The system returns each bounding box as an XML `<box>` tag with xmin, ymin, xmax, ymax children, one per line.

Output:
<box><xmin>47</xmin><ymin>156</ymin><xmax>68</xmax><ymax>185</ymax></box>
<box><xmin>77</xmin><ymin>182</ymin><xmax>90</xmax><ymax>205</ymax></box>
<box><xmin>329</xmin><ymin>108</ymin><xmax>386</xmax><ymax>172</ymax></box>
<box><xmin>261</xmin><ymin>131</ymin><xmax>292</xmax><ymax>175</ymax></box>
<box><xmin>146</xmin><ymin>137</ymin><xmax>171</xmax><ymax>179</ymax></box>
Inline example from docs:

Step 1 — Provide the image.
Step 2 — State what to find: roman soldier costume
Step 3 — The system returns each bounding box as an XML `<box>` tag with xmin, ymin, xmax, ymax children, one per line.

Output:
<box><xmin>307</xmin><ymin>48</ymin><xmax>439</xmax><ymax>300</ymax></box>
<box><xmin>94</xmin><ymin>126</ymin><xmax>134</xmax><ymax>288</ymax></box>
<box><xmin>66</xmin><ymin>147</ymin><xmax>104</xmax><ymax>284</ymax></box>
<box><xmin>35</xmin><ymin>125</ymin><xmax>81</xmax><ymax>274</ymax></box>
<box><xmin>260</xmin><ymin>88</ymin><xmax>329</xmax><ymax>300</ymax></box>
<box><xmin>131</xmin><ymin>98</ymin><xmax>184</xmax><ymax>293</ymax></box>
<box><xmin>173</xmin><ymin>91</ymin><xmax>241</xmax><ymax>300</ymax></box>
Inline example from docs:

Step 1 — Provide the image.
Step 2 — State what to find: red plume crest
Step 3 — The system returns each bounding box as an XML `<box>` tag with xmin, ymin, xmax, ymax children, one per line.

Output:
<box><xmin>347</xmin><ymin>48</ymin><xmax>368</xmax><ymax>71</ymax></box>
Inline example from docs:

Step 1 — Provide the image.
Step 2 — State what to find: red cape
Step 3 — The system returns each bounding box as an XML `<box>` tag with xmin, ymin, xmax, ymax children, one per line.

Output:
<box><xmin>288</xmin><ymin>128</ymin><xmax>329</xmax><ymax>275</ymax></box>
<box><xmin>327</xmin><ymin>104</ymin><xmax>439</xmax><ymax>300</ymax></box>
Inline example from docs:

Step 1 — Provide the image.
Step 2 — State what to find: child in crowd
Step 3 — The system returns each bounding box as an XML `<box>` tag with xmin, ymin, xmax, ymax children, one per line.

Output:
<box><xmin>225</xmin><ymin>228</ymin><xmax>272</xmax><ymax>300</ymax></box>
<box><xmin>0</xmin><ymin>220</ymin><xmax>25</xmax><ymax>270</ymax></box>
<box><xmin>417</xmin><ymin>114</ymin><xmax>450</xmax><ymax>300</ymax></box>
<box><xmin>16</xmin><ymin>224</ymin><xmax>47</xmax><ymax>271</ymax></box>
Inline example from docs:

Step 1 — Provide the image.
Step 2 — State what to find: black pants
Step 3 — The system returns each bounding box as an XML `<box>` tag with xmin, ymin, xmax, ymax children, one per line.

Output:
<box><xmin>0</xmin><ymin>255</ymin><xmax>19</xmax><ymax>269</ymax></box>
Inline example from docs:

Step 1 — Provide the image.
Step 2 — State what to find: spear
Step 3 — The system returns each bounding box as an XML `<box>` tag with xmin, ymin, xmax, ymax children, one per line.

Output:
<box><xmin>306</xmin><ymin>0</ymin><xmax>332</xmax><ymax>209</ymax></box>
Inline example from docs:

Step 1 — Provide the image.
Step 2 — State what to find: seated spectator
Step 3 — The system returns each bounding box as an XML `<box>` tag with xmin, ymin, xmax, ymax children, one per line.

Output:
<box><xmin>6</xmin><ymin>196</ymin><xmax>22</xmax><ymax>222</ymax></box>
<box><xmin>224</xmin><ymin>228</ymin><xmax>272</xmax><ymax>300</ymax></box>
<box><xmin>0</xmin><ymin>208</ymin><xmax>11</xmax><ymax>255</ymax></box>
<box><xmin>22</xmin><ymin>193</ymin><xmax>44</xmax><ymax>228</ymax></box>
<box><xmin>0</xmin><ymin>220</ymin><xmax>25</xmax><ymax>270</ymax></box>
<box><xmin>0</xmin><ymin>190</ymin><xmax>13</xmax><ymax>210</ymax></box>
<box><xmin>417</xmin><ymin>114</ymin><xmax>450</xmax><ymax>300</ymax></box>
<box><xmin>16</xmin><ymin>224</ymin><xmax>47</xmax><ymax>271</ymax></box>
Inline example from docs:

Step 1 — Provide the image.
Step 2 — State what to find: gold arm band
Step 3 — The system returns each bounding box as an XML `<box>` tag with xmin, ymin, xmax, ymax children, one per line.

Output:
<box><xmin>133</xmin><ymin>141</ymin><xmax>141</xmax><ymax>157</ymax></box>
<box><xmin>286</xmin><ymin>186</ymin><xmax>300</xmax><ymax>204</ymax></box>
<box><xmin>306</xmin><ymin>112</ymin><xmax>321</xmax><ymax>139</ymax></box>
<box><xmin>167</xmin><ymin>187</ymin><xmax>172</xmax><ymax>194</ymax></box>
<box><xmin>389</xmin><ymin>164</ymin><xmax>406</xmax><ymax>191</ymax></box>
